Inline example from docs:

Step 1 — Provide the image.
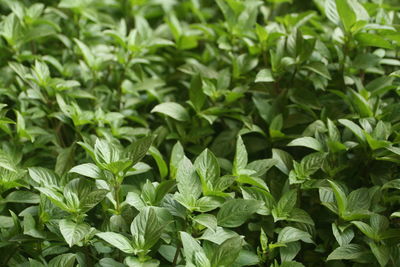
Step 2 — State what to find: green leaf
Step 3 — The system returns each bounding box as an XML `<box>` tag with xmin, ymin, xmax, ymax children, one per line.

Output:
<box><xmin>328</xmin><ymin>180</ymin><xmax>348</xmax><ymax>216</ymax></box>
<box><xmin>288</xmin><ymin>137</ymin><xmax>324</xmax><ymax>152</ymax></box>
<box><xmin>74</xmin><ymin>38</ymin><xmax>96</xmax><ymax>69</ymax></box>
<box><xmin>59</xmin><ymin>220</ymin><xmax>90</xmax><ymax>247</ymax></box>
<box><xmin>272</xmin><ymin>149</ymin><xmax>293</xmax><ymax>175</ymax></box>
<box><xmin>247</xmin><ymin>159</ymin><xmax>277</xmax><ymax>177</ymax></box>
<box><xmin>370</xmin><ymin>214</ymin><xmax>389</xmax><ymax>233</ymax></box>
<box><xmin>5</xmin><ymin>191</ymin><xmax>40</xmax><ymax>204</ymax></box>
<box><xmin>391</xmin><ymin>212</ymin><xmax>400</xmax><ymax>218</ymax></box>
<box><xmin>233</xmin><ymin>135</ymin><xmax>248</xmax><ymax>174</ymax></box>
<box><xmin>304</xmin><ymin>62</ymin><xmax>331</xmax><ymax>80</ymax></box>
<box><xmin>154</xmin><ymin>180</ymin><xmax>175</xmax><ymax>204</ymax></box>
<box><xmin>151</xmin><ymin>102</ymin><xmax>190</xmax><ymax>122</ymax></box>
<box><xmin>23</xmin><ymin>214</ymin><xmax>45</xmax><ymax>239</ymax></box>
<box><xmin>278</xmin><ymin>227</ymin><xmax>313</xmax><ymax>244</ymax></box>
<box><xmin>36</xmin><ymin>187</ymin><xmax>69</xmax><ymax>211</ymax></box>
<box><xmin>365</xmin><ymin>133</ymin><xmax>390</xmax><ymax>150</ymax></box>
<box><xmin>189</xmin><ymin>75</ymin><xmax>206</xmax><ymax>111</ymax></box>
<box><xmin>300</xmin><ymin>152</ymin><xmax>325</xmax><ymax>176</ymax></box>
<box><xmin>382</xmin><ymin>179</ymin><xmax>400</xmax><ymax>190</ymax></box>
<box><xmin>332</xmin><ymin>223</ymin><xmax>354</xmax><ymax>246</ymax></box>
<box><xmin>242</xmin><ymin>186</ymin><xmax>276</xmax><ymax>215</ymax></box>
<box><xmin>127</xmin><ymin>136</ymin><xmax>153</xmax><ymax>166</ymax></box>
<box><xmin>349</xmin><ymin>89</ymin><xmax>373</xmax><ymax>118</ymax></box>
<box><xmin>269</xmin><ymin>114</ymin><xmax>284</xmax><ymax>138</ymax></box>
<box><xmin>165</xmin><ymin>12</ymin><xmax>182</xmax><ymax>40</ymax></box>
<box><xmin>211</xmin><ymin>236</ymin><xmax>244</xmax><ymax>267</ymax></box>
<box><xmin>2</xmin><ymin>0</ymin><xmax>400</xmax><ymax>265</ymax></box>
<box><xmin>195</xmin><ymin>196</ymin><xmax>224</xmax><ymax>212</ymax></box>
<box><xmin>194</xmin><ymin>149</ymin><xmax>220</xmax><ymax>192</ymax></box>
<box><xmin>288</xmin><ymin>209</ymin><xmax>314</xmax><ymax>225</ymax></box>
<box><xmin>124</xmin><ymin>257</ymin><xmax>160</xmax><ymax>267</ymax></box>
<box><xmin>273</xmin><ymin>189</ymin><xmax>298</xmax><ymax>221</ymax></box>
<box><xmin>80</xmin><ymin>189</ymin><xmax>108</xmax><ymax>212</ymax></box>
<box><xmin>63</xmin><ymin>178</ymin><xmax>92</xmax><ymax>211</ymax></box>
<box><xmin>200</xmin><ymin>227</ymin><xmax>239</xmax><ymax>245</ymax></box>
<box><xmin>280</xmin><ymin>243</ymin><xmax>301</xmax><ymax>262</ymax></box>
<box><xmin>217</xmin><ymin>199</ymin><xmax>261</xmax><ymax>228</ymax></box>
<box><xmin>180</xmin><ymin>232</ymin><xmax>209</xmax><ymax>266</ymax></box>
<box><xmin>48</xmin><ymin>253</ymin><xmax>76</xmax><ymax>267</ymax></box>
<box><xmin>347</xmin><ymin>188</ymin><xmax>370</xmax><ymax>212</ymax></box>
<box><xmin>0</xmin><ymin>216</ymin><xmax>14</xmax><ymax>228</ymax></box>
<box><xmin>149</xmin><ymin>146</ymin><xmax>168</xmax><ymax>179</ymax></box>
<box><xmin>351</xmin><ymin>221</ymin><xmax>378</xmax><ymax>241</ymax></box>
<box><xmin>369</xmin><ymin>242</ymin><xmax>390</xmax><ymax>267</ymax></box>
<box><xmin>55</xmin><ymin>145</ymin><xmax>75</xmax><ymax>175</ymax></box>
<box><xmin>170</xmin><ymin>141</ymin><xmax>185</xmax><ymax>179</ymax></box>
<box><xmin>98</xmin><ymin>258</ymin><xmax>126</xmax><ymax>267</ymax></box>
<box><xmin>69</xmin><ymin>163</ymin><xmax>102</xmax><ymax>179</ymax></box>
<box><xmin>236</xmin><ymin>175</ymin><xmax>269</xmax><ymax>191</ymax></box>
<box><xmin>280</xmin><ymin>262</ymin><xmax>305</xmax><ymax>267</ymax></box>
<box><xmin>96</xmin><ymin>232</ymin><xmax>135</xmax><ymax>254</ymax></box>
<box><xmin>131</xmin><ymin>207</ymin><xmax>165</xmax><ymax>252</ymax></box>
<box><xmin>338</xmin><ymin>119</ymin><xmax>366</xmax><ymax>142</ymax></box>
<box><xmin>214</xmin><ymin>175</ymin><xmax>236</xmax><ymax>192</ymax></box>
<box><xmin>94</xmin><ymin>139</ymin><xmax>120</xmax><ymax>165</ymax></box>
<box><xmin>29</xmin><ymin>167</ymin><xmax>59</xmax><ymax>186</ymax></box>
<box><xmin>29</xmin><ymin>259</ymin><xmax>45</xmax><ymax>267</ymax></box>
<box><xmin>355</xmin><ymin>33</ymin><xmax>394</xmax><ymax>49</ymax></box>
<box><xmin>324</xmin><ymin>0</ymin><xmax>340</xmax><ymax>25</ymax></box>
<box><xmin>327</xmin><ymin>244</ymin><xmax>366</xmax><ymax>261</ymax></box>
<box><xmin>126</xmin><ymin>192</ymin><xmax>146</xmax><ymax>210</ymax></box>
<box><xmin>255</xmin><ymin>69</ymin><xmax>274</xmax><ymax>83</ymax></box>
<box><xmin>260</xmin><ymin>228</ymin><xmax>269</xmax><ymax>252</ymax></box>
<box><xmin>193</xmin><ymin>214</ymin><xmax>217</xmax><ymax>230</ymax></box>
<box><xmin>176</xmin><ymin>156</ymin><xmax>202</xmax><ymax>199</ymax></box>
<box><xmin>234</xmin><ymin>250</ymin><xmax>259</xmax><ymax>266</ymax></box>
<box><xmin>335</xmin><ymin>0</ymin><xmax>356</xmax><ymax>32</ymax></box>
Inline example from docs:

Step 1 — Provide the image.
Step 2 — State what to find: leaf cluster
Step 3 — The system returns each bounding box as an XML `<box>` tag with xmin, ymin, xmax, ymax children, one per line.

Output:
<box><xmin>0</xmin><ymin>0</ymin><xmax>400</xmax><ymax>266</ymax></box>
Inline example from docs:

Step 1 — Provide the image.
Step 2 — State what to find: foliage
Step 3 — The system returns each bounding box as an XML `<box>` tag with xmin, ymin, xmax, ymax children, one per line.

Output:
<box><xmin>0</xmin><ymin>0</ymin><xmax>400</xmax><ymax>266</ymax></box>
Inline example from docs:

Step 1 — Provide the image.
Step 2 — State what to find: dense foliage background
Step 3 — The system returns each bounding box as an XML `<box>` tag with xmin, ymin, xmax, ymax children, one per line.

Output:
<box><xmin>0</xmin><ymin>0</ymin><xmax>400</xmax><ymax>266</ymax></box>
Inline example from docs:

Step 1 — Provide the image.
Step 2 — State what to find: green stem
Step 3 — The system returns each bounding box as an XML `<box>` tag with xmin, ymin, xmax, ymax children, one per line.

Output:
<box><xmin>340</xmin><ymin>34</ymin><xmax>351</xmax><ymax>88</ymax></box>
<box><xmin>73</xmin><ymin>13</ymin><xmax>80</xmax><ymax>38</ymax></box>
<box><xmin>114</xmin><ymin>183</ymin><xmax>121</xmax><ymax>214</ymax></box>
<box><xmin>122</xmin><ymin>0</ymin><xmax>132</xmax><ymax>28</ymax></box>
<box><xmin>3</xmin><ymin>246</ymin><xmax>18</xmax><ymax>265</ymax></box>
<box><xmin>138</xmin><ymin>251</ymin><xmax>148</xmax><ymax>262</ymax></box>
<box><xmin>290</xmin><ymin>66</ymin><xmax>298</xmax><ymax>85</ymax></box>
<box><xmin>84</xmin><ymin>246</ymin><xmax>93</xmax><ymax>266</ymax></box>
<box><xmin>172</xmin><ymin>241</ymin><xmax>182</xmax><ymax>266</ymax></box>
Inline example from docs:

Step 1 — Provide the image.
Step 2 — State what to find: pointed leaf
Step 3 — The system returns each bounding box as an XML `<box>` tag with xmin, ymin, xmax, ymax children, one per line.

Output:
<box><xmin>131</xmin><ymin>207</ymin><xmax>165</xmax><ymax>251</ymax></box>
<box><xmin>288</xmin><ymin>137</ymin><xmax>324</xmax><ymax>152</ymax></box>
<box><xmin>151</xmin><ymin>102</ymin><xmax>189</xmax><ymax>122</ymax></box>
<box><xmin>96</xmin><ymin>232</ymin><xmax>134</xmax><ymax>254</ymax></box>
<box><xmin>217</xmin><ymin>199</ymin><xmax>261</xmax><ymax>228</ymax></box>
<box><xmin>327</xmin><ymin>244</ymin><xmax>366</xmax><ymax>261</ymax></box>
<box><xmin>60</xmin><ymin>220</ymin><xmax>90</xmax><ymax>247</ymax></box>
<box><xmin>211</xmin><ymin>236</ymin><xmax>244</xmax><ymax>267</ymax></box>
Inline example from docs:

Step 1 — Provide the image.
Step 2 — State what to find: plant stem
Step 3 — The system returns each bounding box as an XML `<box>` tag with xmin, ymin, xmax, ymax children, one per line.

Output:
<box><xmin>290</xmin><ymin>66</ymin><xmax>297</xmax><ymax>85</ymax></box>
<box><xmin>114</xmin><ymin>183</ymin><xmax>121</xmax><ymax>214</ymax></box>
<box><xmin>3</xmin><ymin>246</ymin><xmax>18</xmax><ymax>265</ymax></box>
<box><xmin>172</xmin><ymin>241</ymin><xmax>182</xmax><ymax>266</ymax></box>
<box><xmin>340</xmin><ymin>34</ymin><xmax>351</xmax><ymax>88</ymax></box>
